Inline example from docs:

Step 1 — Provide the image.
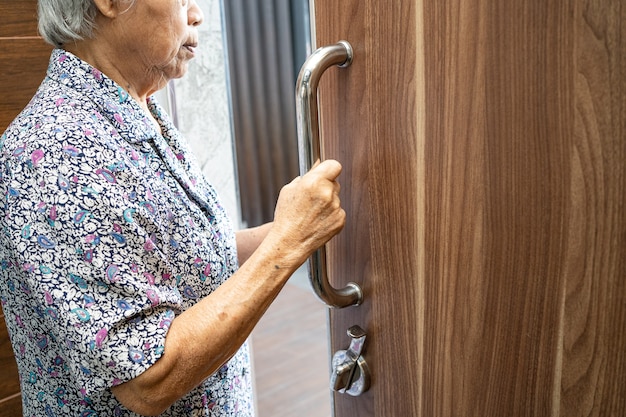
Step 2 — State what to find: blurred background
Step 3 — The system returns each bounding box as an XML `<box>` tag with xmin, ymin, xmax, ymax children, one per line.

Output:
<box><xmin>223</xmin><ymin>0</ymin><xmax>312</xmax><ymax>228</ymax></box>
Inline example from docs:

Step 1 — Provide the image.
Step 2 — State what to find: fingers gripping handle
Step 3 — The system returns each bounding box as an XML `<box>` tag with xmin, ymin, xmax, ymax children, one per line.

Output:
<box><xmin>296</xmin><ymin>41</ymin><xmax>363</xmax><ymax>308</ymax></box>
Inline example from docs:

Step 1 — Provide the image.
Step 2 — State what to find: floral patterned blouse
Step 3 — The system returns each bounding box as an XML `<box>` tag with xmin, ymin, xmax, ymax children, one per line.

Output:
<box><xmin>0</xmin><ymin>49</ymin><xmax>253</xmax><ymax>416</ymax></box>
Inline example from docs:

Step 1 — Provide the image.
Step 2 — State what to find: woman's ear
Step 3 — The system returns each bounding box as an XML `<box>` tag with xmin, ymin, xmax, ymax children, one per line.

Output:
<box><xmin>91</xmin><ymin>0</ymin><xmax>122</xmax><ymax>19</ymax></box>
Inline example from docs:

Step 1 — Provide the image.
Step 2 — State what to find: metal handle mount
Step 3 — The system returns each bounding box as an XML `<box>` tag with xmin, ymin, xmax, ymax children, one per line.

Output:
<box><xmin>331</xmin><ymin>325</ymin><xmax>371</xmax><ymax>396</ymax></box>
<box><xmin>295</xmin><ymin>41</ymin><xmax>363</xmax><ymax>308</ymax></box>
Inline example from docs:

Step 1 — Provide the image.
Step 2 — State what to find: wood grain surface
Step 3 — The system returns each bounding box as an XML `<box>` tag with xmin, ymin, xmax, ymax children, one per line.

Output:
<box><xmin>0</xmin><ymin>394</ymin><xmax>22</xmax><ymax>417</ymax></box>
<box><xmin>315</xmin><ymin>0</ymin><xmax>422</xmax><ymax>414</ymax></box>
<box><xmin>314</xmin><ymin>0</ymin><xmax>624</xmax><ymax>415</ymax></box>
<box><xmin>0</xmin><ymin>0</ymin><xmax>39</xmax><ymax>38</ymax></box>
<box><xmin>0</xmin><ymin>313</ymin><xmax>20</xmax><ymax>401</ymax></box>
<box><xmin>422</xmin><ymin>0</ymin><xmax>624</xmax><ymax>414</ymax></box>
<box><xmin>0</xmin><ymin>39</ymin><xmax>52</xmax><ymax>133</ymax></box>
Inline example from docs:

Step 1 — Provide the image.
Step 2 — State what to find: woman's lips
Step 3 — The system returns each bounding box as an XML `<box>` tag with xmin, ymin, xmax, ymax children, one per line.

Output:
<box><xmin>183</xmin><ymin>43</ymin><xmax>197</xmax><ymax>54</ymax></box>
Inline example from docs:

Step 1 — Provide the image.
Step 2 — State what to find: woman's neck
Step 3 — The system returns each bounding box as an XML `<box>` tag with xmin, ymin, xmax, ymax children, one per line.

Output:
<box><xmin>63</xmin><ymin>40</ymin><xmax>164</xmax><ymax>134</ymax></box>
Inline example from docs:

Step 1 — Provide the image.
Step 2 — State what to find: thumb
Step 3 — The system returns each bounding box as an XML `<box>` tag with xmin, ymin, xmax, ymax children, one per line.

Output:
<box><xmin>309</xmin><ymin>159</ymin><xmax>342</xmax><ymax>181</ymax></box>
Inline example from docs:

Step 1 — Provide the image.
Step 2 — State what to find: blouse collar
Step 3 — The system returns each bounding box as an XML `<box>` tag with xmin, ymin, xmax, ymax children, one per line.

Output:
<box><xmin>47</xmin><ymin>49</ymin><xmax>163</xmax><ymax>144</ymax></box>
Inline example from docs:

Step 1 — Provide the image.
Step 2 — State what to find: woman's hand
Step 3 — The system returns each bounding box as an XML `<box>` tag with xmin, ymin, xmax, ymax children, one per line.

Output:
<box><xmin>267</xmin><ymin>159</ymin><xmax>346</xmax><ymax>267</ymax></box>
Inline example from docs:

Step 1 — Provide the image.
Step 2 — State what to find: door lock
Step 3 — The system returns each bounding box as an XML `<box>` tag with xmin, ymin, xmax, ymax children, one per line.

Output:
<box><xmin>330</xmin><ymin>325</ymin><xmax>371</xmax><ymax>396</ymax></box>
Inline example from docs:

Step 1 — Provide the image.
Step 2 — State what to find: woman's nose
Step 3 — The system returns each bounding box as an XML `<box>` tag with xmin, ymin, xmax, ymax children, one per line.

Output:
<box><xmin>188</xmin><ymin>0</ymin><xmax>204</xmax><ymax>26</ymax></box>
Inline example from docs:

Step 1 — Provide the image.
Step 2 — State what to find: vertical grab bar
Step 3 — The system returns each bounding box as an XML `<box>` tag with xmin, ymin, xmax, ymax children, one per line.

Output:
<box><xmin>296</xmin><ymin>41</ymin><xmax>363</xmax><ymax>308</ymax></box>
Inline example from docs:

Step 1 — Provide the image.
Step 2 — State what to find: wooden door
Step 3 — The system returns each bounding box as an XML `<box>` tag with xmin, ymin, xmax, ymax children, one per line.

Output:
<box><xmin>0</xmin><ymin>1</ymin><xmax>52</xmax><ymax>415</ymax></box>
<box><xmin>311</xmin><ymin>0</ymin><xmax>625</xmax><ymax>415</ymax></box>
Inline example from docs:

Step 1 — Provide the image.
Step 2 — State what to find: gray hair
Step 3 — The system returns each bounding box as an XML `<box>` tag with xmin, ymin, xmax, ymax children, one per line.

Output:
<box><xmin>38</xmin><ymin>0</ymin><xmax>135</xmax><ymax>47</ymax></box>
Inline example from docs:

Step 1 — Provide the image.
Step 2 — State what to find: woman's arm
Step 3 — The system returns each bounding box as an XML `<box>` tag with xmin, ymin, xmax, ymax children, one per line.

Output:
<box><xmin>111</xmin><ymin>160</ymin><xmax>345</xmax><ymax>416</ymax></box>
<box><xmin>236</xmin><ymin>222</ymin><xmax>273</xmax><ymax>265</ymax></box>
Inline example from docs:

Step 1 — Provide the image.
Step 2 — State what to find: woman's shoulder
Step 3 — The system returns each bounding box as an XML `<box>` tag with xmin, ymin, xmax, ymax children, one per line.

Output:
<box><xmin>1</xmin><ymin>78</ymin><xmax>119</xmax><ymax>158</ymax></box>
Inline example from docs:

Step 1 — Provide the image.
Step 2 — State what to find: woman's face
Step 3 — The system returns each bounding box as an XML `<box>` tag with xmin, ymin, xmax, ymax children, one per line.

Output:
<box><xmin>109</xmin><ymin>0</ymin><xmax>204</xmax><ymax>88</ymax></box>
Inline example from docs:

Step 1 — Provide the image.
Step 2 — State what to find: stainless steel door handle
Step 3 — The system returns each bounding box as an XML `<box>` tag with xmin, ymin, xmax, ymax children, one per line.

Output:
<box><xmin>295</xmin><ymin>41</ymin><xmax>363</xmax><ymax>308</ymax></box>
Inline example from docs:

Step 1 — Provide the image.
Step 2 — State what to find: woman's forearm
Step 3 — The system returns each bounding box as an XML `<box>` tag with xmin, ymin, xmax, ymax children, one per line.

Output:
<box><xmin>111</xmin><ymin>231</ymin><xmax>303</xmax><ymax>415</ymax></box>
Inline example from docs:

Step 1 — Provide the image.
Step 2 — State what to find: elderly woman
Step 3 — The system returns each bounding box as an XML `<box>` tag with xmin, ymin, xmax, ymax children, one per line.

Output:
<box><xmin>0</xmin><ymin>0</ymin><xmax>344</xmax><ymax>416</ymax></box>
